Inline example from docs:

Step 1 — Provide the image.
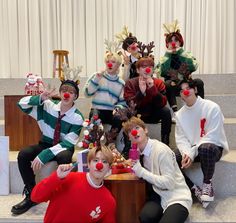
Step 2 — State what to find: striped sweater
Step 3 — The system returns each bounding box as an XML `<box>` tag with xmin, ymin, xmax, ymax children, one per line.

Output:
<box><xmin>84</xmin><ymin>72</ymin><xmax>127</xmax><ymax>110</ymax></box>
<box><xmin>17</xmin><ymin>95</ymin><xmax>84</xmax><ymax>164</ymax></box>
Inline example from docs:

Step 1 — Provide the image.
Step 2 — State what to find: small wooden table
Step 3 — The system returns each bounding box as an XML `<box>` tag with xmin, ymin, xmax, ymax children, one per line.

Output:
<box><xmin>104</xmin><ymin>173</ymin><xmax>146</xmax><ymax>223</ymax></box>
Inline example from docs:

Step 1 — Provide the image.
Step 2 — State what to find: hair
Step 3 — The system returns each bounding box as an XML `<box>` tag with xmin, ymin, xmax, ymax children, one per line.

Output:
<box><xmin>122</xmin><ymin>35</ymin><xmax>137</xmax><ymax>51</ymax></box>
<box><xmin>87</xmin><ymin>146</ymin><xmax>114</xmax><ymax>166</ymax></box>
<box><xmin>122</xmin><ymin>116</ymin><xmax>146</xmax><ymax>136</ymax></box>
<box><xmin>136</xmin><ymin>57</ymin><xmax>154</xmax><ymax>69</ymax></box>
<box><xmin>165</xmin><ymin>31</ymin><xmax>184</xmax><ymax>48</ymax></box>
<box><xmin>59</xmin><ymin>80</ymin><xmax>79</xmax><ymax>99</ymax></box>
<box><xmin>178</xmin><ymin>79</ymin><xmax>196</xmax><ymax>90</ymax></box>
<box><xmin>104</xmin><ymin>52</ymin><xmax>122</xmax><ymax>65</ymax></box>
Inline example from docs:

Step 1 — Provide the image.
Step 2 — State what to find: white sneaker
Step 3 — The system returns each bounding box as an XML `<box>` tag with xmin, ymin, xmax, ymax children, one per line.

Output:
<box><xmin>201</xmin><ymin>182</ymin><xmax>214</xmax><ymax>202</ymax></box>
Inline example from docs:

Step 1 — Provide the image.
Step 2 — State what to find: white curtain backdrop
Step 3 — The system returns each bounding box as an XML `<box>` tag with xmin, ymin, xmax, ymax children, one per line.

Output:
<box><xmin>0</xmin><ymin>0</ymin><xmax>235</xmax><ymax>78</ymax></box>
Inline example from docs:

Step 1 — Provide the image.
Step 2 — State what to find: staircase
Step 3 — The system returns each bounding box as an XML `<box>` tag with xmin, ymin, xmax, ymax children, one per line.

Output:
<box><xmin>0</xmin><ymin>74</ymin><xmax>236</xmax><ymax>222</ymax></box>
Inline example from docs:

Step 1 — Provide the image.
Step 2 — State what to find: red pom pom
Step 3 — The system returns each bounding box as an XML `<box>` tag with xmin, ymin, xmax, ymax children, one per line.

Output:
<box><xmin>82</xmin><ymin>142</ymin><xmax>89</xmax><ymax>148</ymax></box>
<box><xmin>145</xmin><ymin>67</ymin><xmax>151</xmax><ymax>73</ymax></box>
<box><xmin>131</xmin><ymin>129</ymin><xmax>138</xmax><ymax>136</ymax></box>
<box><xmin>107</xmin><ymin>63</ymin><xmax>113</xmax><ymax>68</ymax></box>
<box><xmin>96</xmin><ymin>162</ymin><xmax>103</xmax><ymax>170</ymax></box>
<box><xmin>64</xmin><ymin>92</ymin><xmax>70</xmax><ymax>99</ymax></box>
<box><xmin>183</xmin><ymin>89</ymin><xmax>190</xmax><ymax>96</ymax></box>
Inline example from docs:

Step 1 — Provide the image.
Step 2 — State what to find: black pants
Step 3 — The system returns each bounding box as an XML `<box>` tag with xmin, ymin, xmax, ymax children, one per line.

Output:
<box><xmin>174</xmin><ymin>143</ymin><xmax>223</xmax><ymax>188</ymax></box>
<box><xmin>139</xmin><ymin>183</ymin><xmax>189</xmax><ymax>223</ymax></box>
<box><xmin>165</xmin><ymin>78</ymin><xmax>204</xmax><ymax>109</ymax></box>
<box><xmin>17</xmin><ymin>141</ymin><xmax>74</xmax><ymax>187</ymax></box>
<box><xmin>138</xmin><ymin>106</ymin><xmax>172</xmax><ymax>137</ymax></box>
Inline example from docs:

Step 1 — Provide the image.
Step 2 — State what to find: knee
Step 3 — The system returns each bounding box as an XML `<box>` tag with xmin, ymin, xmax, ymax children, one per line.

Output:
<box><xmin>17</xmin><ymin>148</ymin><xmax>31</xmax><ymax>162</ymax></box>
<box><xmin>56</xmin><ymin>151</ymin><xmax>73</xmax><ymax>164</ymax></box>
<box><xmin>198</xmin><ymin>143</ymin><xmax>216</xmax><ymax>156</ymax></box>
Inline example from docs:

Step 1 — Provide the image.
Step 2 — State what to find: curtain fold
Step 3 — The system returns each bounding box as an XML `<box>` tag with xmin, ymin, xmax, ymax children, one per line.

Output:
<box><xmin>0</xmin><ymin>0</ymin><xmax>235</xmax><ymax>78</ymax></box>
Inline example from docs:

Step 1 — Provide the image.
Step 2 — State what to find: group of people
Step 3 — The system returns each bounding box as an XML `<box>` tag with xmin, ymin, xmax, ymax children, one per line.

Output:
<box><xmin>11</xmin><ymin>21</ymin><xmax>229</xmax><ymax>223</ymax></box>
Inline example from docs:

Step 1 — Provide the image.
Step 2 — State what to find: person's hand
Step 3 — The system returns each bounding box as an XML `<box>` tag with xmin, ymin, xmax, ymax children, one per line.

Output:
<box><xmin>96</xmin><ymin>70</ymin><xmax>105</xmax><ymax>79</ymax></box>
<box><xmin>41</xmin><ymin>88</ymin><xmax>57</xmax><ymax>101</ymax></box>
<box><xmin>122</xmin><ymin>51</ymin><xmax>130</xmax><ymax>66</ymax></box>
<box><xmin>181</xmin><ymin>154</ymin><xmax>192</xmax><ymax>169</ymax></box>
<box><xmin>31</xmin><ymin>156</ymin><xmax>43</xmax><ymax>172</ymax></box>
<box><xmin>146</xmin><ymin>77</ymin><xmax>154</xmax><ymax>88</ymax></box>
<box><xmin>112</xmin><ymin>108</ymin><xmax>119</xmax><ymax>116</ymax></box>
<box><xmin>139</xmin><ymin>77</ymin><xmax>147</xmax><ymax>95</ymax></box>
<box><xmin>56</xmin><ymin>164</ymin><xmax>74</xmax><ymax>179</ymax></box>
<box><xmin>170</xmin><ymin>81</ymin><xmax>176</xmax><ymax>86</ymax></box>
<box><xmin>132</xmin><ymin>160</ymin><xmax>144</xmax><ymax>178</ymax></box>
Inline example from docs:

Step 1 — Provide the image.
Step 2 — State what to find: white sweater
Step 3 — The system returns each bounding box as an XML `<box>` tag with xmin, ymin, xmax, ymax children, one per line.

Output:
<box><xmin>137</xmin><ymin>139</ymin><xmax>192</xmax><ymax>211</ymax></box>
<box><xmin>175</xmin><ymin>96</ymin><xmax>229</xmax><ymax>161</ymax></box>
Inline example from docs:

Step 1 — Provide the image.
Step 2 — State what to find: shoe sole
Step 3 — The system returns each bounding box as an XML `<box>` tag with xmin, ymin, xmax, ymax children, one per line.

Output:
<box><xmin>201</xmin><ymin>195</ymin><xmax>214</xmax><ymax>202</ymax></box>
<box><xmin>202</xmin><ymin>201</ymin><xmax>210</xmax><ymax>208</ymax></box>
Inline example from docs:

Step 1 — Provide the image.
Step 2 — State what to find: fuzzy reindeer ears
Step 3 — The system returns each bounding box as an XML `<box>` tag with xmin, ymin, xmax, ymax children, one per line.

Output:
<box><xmin>61</xmin><ymin>63</ymin><xmax>82</xmax><ymax>85</ymax></box>
<box><xmin>137</xmin><ymin>41</ymin><xmax>155</xmax><ymax>58</ymax></box>
<box><xmin>104</xmin><ymin>39</ymin><xmax>122</xmax><ymax>55</ymax></box>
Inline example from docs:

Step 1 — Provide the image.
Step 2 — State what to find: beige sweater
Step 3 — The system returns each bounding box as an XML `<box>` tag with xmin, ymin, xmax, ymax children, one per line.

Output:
<box><xmin>134</xmin><ymin>139</ymin><xmax>192</xmax><ymax>211</ymax></box>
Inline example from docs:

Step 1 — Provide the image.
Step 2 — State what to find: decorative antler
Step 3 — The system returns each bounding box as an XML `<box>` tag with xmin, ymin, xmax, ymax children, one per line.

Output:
<box><xmin>138</xmin><ymin>41</ymin><xmax>155</xmax><ymax>57</ymax></box>
<box><xmin>62</xmin><ymin>63</ymin><xmax>82</xmax><ymax>84</ymax></box>
<box><xmin>115</xmin><ymin>25</ymin><xmax>131</xmax><ymax>43</ymax></box>
<box><xmin>146</xmin><ymin>41</ymin><xmax>155</xmax><ymax>56</ymax></box>
<box><xmin>163</xmin><ymin>19</ymin><xmax>180</xmax><ymax>35</ymax></box>
<box><xmin>104</xmin><ymin>39</ymin><xmax>121</xmax><ymax>54</ymax></box>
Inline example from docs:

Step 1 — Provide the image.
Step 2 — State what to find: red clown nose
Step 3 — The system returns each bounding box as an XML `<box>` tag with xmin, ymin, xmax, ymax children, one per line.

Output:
<box><xmin>96</xmin><ymin>162</ymin><xmax>103</xmax><ymax>170</ymax></box>
<box><xmin>64</xmin><ymin>92</ymin><xmax>70</xmax><ymax>99</ymax></box>
<box><xmin>131</xmin><ymin>45</ymin><xmax>137</xmax><ymax>51</ymax></box>
<box><xmin>131</xmin><ymin>129</ymin><xmax>138</xmax><ymax>136</ymax></box>
<box><xmin>145</xmin><ymin>67</ymin><xmax>151</xmax><ymax>73</ymax></box>
<box><xmin>171</xmin><ymin>42</ymin><xmax>176</xmax><ymax>48</ymax></box>
<box><xmin>183</xmin><ymin>89</ymin><xmax>190</xmax><ymax>96</ymax></box>
<box><xmin>107</xmin><ymin>63</ymin><xmax>113</xmax><ymax>68</ymax></box>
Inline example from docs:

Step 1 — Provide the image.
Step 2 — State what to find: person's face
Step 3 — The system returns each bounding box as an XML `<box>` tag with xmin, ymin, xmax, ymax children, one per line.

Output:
<box><xmin>59</xmin><ymin>85</ymin><xmax>77</xmax><ymax>106</ymax></box>
<box><xmin>127</xmin><ymin>42</ymin><xmax>139</xmax><ymax>55</ymax></box>
<box><xmin>88</xmin><ymin>151</ymin><xmax>110</xmax><ymax>180</ymax></box>
<box><xmin>180</xmin><ymin>83</ymin><xmax>197</xmax><ymax>103</ymax></box>
<box><xmin>128</xmin><ymin>125</ymin><xmax>148</xmax><ymax>145</ymax></box>
<box><xmin>105</xmin><ymin>59</ymin><xmax>120</xmax><ymax>75</ymax></box>
<box><xmin>137</xmin><ymin>64</ymin><xmax>154</xmax><ymax>79</ymax></box>
<box><xmin>167</xmin><ymin>36</ymin><xmax>180</xmax><ymax>51</ymax></box>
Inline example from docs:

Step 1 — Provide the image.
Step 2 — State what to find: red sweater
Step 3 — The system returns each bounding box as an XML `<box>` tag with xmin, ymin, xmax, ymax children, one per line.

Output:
<box><xmin>31</xmin><ymin>172</ymin><xmax>116</xmax><ymax>223</ymax></box>
<box><xmin>124</xmin><ymin>77</ymin><xmax>167</xmax><ymax>117</ymax></box>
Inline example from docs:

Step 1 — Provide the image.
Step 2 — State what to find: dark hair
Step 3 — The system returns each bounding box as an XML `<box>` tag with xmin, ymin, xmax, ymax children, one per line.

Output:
<box><xmin>122</xmin><ymin>35</ymin><xmax>137</xmax><ymax>51</ymax></box>
<box><xmin>165</xmin><ymin>31</ymin><xmax>184</xmax><ymax>48</ymax></box>
<box><xmin>178</xmin><ymin>79</ymin><xmax>196</xmax><ymax>90</ymax></box>
<box><xmin>59</xmin><ymin>80</ymin><xmax>79</xmax><ymax>99</ymax></box>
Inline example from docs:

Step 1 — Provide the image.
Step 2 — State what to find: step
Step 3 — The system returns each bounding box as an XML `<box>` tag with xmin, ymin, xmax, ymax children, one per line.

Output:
<box><xmin>193</xmin><ymin>73</ymin><xmax>236</xmax><ymax>95</ymax></box>
<box><xmin>1</xmin><ymin>191</ymin><xmax>236</xmax><ymax>222</ymax></box>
